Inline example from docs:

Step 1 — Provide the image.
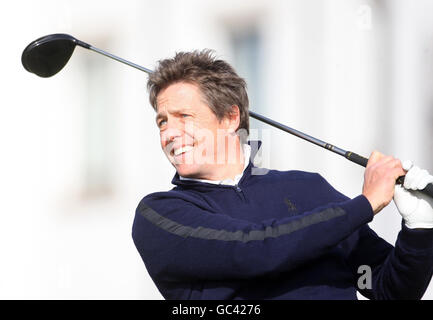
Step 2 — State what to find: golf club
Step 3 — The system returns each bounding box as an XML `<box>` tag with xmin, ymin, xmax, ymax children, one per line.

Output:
<box><xmin>21</xmin><ymin>33</ymin><xmax>433</xmax><ymax>198</ymax></box>
<box><xmin>21</xmin><ymin>33</ymin><xmax>152</xmax><ymax>77</ymax></box>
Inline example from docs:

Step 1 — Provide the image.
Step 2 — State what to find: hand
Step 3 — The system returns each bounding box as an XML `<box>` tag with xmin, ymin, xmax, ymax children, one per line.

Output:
<box><xmin>362</xmin><ymin>151</ymin><xmax>406</xmax><ymax>214</ymax></box>
<box><xmin>393</xmin><ymin>160</ymin><xmax>433</xmax><ymax>229</ymax></box>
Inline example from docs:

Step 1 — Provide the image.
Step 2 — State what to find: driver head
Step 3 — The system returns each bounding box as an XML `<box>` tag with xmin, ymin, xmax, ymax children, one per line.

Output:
<box><xmin>22</xmin><ymin>33</ymin><xmax>79</xmax><ymax>78</ymax></box>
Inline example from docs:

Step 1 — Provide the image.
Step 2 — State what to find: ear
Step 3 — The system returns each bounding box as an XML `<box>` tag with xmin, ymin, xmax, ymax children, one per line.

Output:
<box><xmin>224</xmin><ymin>105</ymin><xmax>241</xmax><ymax>134</ymax></box>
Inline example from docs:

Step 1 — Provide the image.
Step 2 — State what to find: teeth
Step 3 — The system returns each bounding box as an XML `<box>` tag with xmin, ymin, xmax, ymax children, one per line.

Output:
<box><xmin>174</xmin><ymin>145</ymin><xmax>194</xmax><ymax>156</ymax></box>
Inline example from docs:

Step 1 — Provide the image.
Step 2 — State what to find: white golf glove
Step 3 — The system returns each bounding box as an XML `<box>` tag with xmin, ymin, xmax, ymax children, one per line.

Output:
<box><xmin>393</xmin><ymin>160</ymin><xmax>433</xmax><ymax>229</ymax></box>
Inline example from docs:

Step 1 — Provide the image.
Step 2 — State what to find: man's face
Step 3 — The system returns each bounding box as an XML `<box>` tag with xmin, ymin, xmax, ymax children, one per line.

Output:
<box><xmin>156</xmin><ymin>82</ymin><xmax>233</xmax><ymax>179</ymax></box>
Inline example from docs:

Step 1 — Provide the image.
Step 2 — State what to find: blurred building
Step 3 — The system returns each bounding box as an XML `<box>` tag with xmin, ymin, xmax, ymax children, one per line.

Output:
<box><xmin>1</xmin><ymin>0</ymin><xmax>432</xmax><ymax>299</ymax></box>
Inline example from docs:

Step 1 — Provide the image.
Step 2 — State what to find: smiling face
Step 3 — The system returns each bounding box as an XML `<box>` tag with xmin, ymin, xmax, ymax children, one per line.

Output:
<box><xmin>156</xmin><ymin>81</ymin><xmax>243</xmax><ymax>180</ymax></box>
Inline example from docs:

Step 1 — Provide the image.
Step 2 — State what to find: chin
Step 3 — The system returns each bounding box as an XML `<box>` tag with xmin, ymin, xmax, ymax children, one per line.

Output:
<box><xmin>175</xmin><ymin>164</ymin><xmax>203</xmax><ymax>179</ymax></box>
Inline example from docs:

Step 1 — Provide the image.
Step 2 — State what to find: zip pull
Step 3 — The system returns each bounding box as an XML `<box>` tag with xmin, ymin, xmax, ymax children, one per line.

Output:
<box><xmin>233</xmin><ymin>184</ymin><xmax>246</xmax><ymax>201</ymax></box>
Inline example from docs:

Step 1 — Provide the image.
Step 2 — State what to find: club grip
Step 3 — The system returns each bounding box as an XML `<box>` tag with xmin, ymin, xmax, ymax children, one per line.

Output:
<box><xmin>347</xmin><ymin>151</ymin><xmax>433</xmax><ymax>199</ymax></box>
<box><xmin>399</xmin><ymin>175</ymin><xmax>433</xmax><ymax>198</ymax></box>
<box><xmin>422</xmin><ymin>183</ymin><xmax>433</xmax><ymax>198</ymax></box>
<box><xmin>345</xmin><ymin>151</ymin><xmax>369</xmax><ymax>167</ymax></box>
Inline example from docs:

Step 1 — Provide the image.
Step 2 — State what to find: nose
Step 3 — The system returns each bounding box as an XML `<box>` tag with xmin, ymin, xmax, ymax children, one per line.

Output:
<box><xmin>161</xmin><ymin>118</ymin><xmax>183</xmax><ymax>145</ymax></box>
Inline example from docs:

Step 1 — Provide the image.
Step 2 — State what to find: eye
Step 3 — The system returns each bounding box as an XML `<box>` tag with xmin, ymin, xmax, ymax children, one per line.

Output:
<box><xmin>157</xmin><ymin>119</ymin><xmax>167</xmax><ymax>127</ymax></box>
<box><xmin>181</xmin><ymin>114</ymin><xmax>191</xmax><ymax>118</ymax></box>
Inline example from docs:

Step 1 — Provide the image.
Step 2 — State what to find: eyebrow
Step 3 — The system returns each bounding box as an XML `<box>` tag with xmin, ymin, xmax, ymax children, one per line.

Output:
<box><xmin>155</xmin><ymin>106</ymin><xmax>193</xmax><ymax>123</ymax></box>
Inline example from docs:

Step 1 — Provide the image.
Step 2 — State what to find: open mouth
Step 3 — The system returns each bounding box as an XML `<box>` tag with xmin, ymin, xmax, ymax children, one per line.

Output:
<box><xmin>173</xmin><ymin>145</ymin><xmax>194</xmax><ymax>157</ymax></box>
<box><xmin>163</xmin><ymin>139</ymin><xmax>199</xmax><ymax>165</ymax></box>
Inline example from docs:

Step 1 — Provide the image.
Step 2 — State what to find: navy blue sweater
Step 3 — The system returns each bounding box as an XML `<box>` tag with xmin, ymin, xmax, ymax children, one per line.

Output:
<box><xmin>132</xmin><ymin>142</ymin><xmax>433</xmax><ymax>299</ymax></box>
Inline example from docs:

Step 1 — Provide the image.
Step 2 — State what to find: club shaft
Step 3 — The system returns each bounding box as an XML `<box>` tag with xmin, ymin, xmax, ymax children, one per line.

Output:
<box><xmin>249</xmin><ymin>110</ymin><xmax>347</xmax><ymax>156</ymax></box>
<box><xmin>249</xmin><ymin>110</ymin><xmax>433</xmax><ymax>198</ymax></box>
<box><xmin>85</xmin><ymin>44</ymin><xmax>153</xmax><ymax>74</ymax></box>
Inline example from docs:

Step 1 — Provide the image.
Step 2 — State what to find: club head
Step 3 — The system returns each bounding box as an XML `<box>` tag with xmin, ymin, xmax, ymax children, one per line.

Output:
<box><xmin>21</xmin><ymin>33</ymin><xmax>82</xmax><ymax>78</ymax></box>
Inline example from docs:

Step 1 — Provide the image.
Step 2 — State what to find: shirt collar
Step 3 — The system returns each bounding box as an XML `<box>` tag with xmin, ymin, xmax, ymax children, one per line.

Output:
<box><xmin>178</xmin><ymin>143</ymin><xmax>251</xmax><ymax>186</ymax></box>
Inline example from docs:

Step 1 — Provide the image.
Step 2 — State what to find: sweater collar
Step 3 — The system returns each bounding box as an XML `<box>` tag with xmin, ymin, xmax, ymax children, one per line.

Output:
<box><xmin>171</xmin><ymin>140</ymin><xmax>262</xmax><ymax>187</ymax></box>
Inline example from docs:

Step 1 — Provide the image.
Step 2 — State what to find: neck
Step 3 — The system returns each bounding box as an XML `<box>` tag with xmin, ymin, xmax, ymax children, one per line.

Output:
<box><xmin>207</xmin><ymin>137</ymin><xmax>245</xmax><ymax>181</ymax></box>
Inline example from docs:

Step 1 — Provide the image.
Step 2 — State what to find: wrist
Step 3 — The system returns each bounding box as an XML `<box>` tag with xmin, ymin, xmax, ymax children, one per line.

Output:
<box><xmin>362</xmin><ymin>192</ymin><xmax>381</xmax><ymax>215</ymax></box>
<box><xmin>404</xmin><ymin>219</ymin><xmax>433</xmax><ymax>230</ymax></box>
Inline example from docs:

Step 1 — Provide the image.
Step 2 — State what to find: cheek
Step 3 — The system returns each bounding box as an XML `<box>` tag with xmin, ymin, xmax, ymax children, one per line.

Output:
<box><xmin>186</xmin><ymin>118</ymin><xmax>222</xmax><ymax>149</ymax></box>
<box><xmin>159</xmin><ymin>132</ymin><xmax>174</xmax><ymax>156</ymax></box>
<box><xmin>159</xmin><ymin>132</ymin><xmax>167</xmax><ymax>148</ymax></box>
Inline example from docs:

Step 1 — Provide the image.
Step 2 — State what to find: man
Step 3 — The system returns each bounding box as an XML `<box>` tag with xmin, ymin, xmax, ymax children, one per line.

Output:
<box><xmin>132</xmin><ymin>50</ymin><xmax>433</xmax><ymax>299</ymax></box>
